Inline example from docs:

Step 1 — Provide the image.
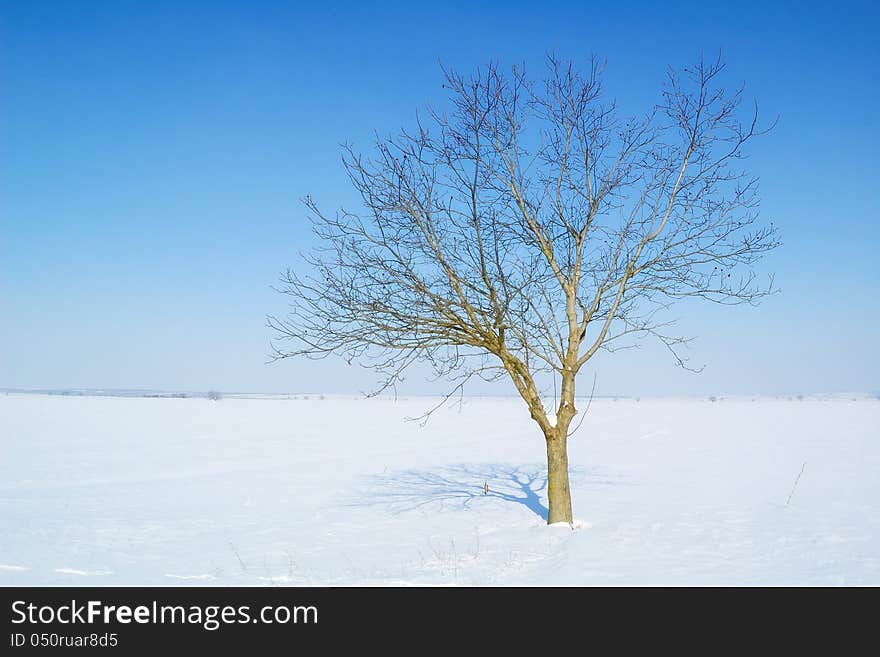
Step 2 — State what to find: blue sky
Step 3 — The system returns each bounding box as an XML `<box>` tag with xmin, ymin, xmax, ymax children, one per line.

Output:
<box><xmin>1</xmin><ymin>0</ymin><xmax>877</xmax><ymax>396</ymax></box>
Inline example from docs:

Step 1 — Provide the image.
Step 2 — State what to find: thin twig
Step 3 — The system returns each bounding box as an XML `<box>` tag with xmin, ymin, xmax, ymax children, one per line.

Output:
<box><xmin>568</xmin><ymin>372</ymin><xmax>597</xmax><ymax>439</ymax></box>
<box><xmin>785</xmin><ymin>461</ymin><xmax>806</xmax><ymax>506</ymax></box>
<box><xmin>229</xmin><ymin>541</ymin><xmax>248</xmax><ymax>573</ymax></box>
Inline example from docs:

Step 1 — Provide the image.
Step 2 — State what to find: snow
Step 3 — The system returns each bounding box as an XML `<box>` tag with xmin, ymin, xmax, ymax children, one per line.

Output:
<box><xmin>53</xmin><ymin>568</ymin><xmax>113</xmax><ymax>576</ymax></box>
<box><xmin>1</xmin><ymin>392</ymin><xmax>878</xmax><ymax>585</ymax></box>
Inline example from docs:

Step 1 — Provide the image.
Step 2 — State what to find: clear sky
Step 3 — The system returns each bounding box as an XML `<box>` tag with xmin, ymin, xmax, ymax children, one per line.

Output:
<box><xmin>1</xmin><ymin>0</ymin><xmax>878</xmax><ymax>396</ymax></box>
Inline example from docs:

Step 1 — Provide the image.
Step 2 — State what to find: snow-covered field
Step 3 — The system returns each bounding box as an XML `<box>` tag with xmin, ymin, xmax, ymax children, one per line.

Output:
<box><xmin>1</xmin><ymin>392</ymin><xmax>878</xmax><ymax>585</ymax></box>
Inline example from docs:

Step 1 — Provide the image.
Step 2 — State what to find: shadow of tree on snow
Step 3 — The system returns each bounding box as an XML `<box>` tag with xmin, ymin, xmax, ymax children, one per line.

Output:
<box><xmin>354</xmin><ymin>463</ymin><xmax>630</xmax><ymax>522</ymax></box>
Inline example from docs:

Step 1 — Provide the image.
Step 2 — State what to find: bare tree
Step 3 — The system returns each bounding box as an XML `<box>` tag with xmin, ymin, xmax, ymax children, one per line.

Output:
<box><xmin>269</xmin><ymin>54</ymin><xmax>779</xmax><ymax>524</ymax></box>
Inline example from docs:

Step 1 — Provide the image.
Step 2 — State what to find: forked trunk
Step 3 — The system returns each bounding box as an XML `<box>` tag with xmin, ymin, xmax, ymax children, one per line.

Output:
<box><xmin>545</xmin><ymin>428</ymin><xmax>573</xmax><ymax>524</ymax></box>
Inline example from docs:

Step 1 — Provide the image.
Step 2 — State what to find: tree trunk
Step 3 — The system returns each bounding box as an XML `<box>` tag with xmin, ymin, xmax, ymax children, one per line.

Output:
<box><xmin>545</xmin><ymin>428</ymin><xmax>573</xmax><ymax>524</ymax></box>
